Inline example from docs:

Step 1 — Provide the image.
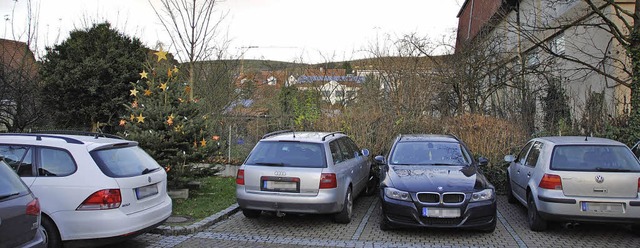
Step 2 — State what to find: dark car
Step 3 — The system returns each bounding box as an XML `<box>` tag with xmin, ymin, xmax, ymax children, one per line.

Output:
<box><xmin>374</xmin><ymin>134</ymin><xmax>496</xmax><ymax>232</ymax></box>
<box><xmin>0</xmin><ymin>160</ymin><xmax>46</xmax><ymax>248</ymax></box>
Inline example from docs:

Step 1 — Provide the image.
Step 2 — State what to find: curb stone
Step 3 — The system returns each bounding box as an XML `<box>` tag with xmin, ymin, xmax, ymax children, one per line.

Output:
<box><xmin>151</xmin><ymin>203</ymin><xmax>240</xmax><ymax>236</ymax></box>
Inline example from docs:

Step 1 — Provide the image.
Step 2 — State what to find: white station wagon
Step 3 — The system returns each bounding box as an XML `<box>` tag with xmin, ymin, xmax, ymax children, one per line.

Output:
<box><xmin>236</xmin><ymin>130</ymin><xmax>373</xmax><ymax>223</ymax></box>
<box><xmin>0</xmin><ymin>132</ymin><xmax>172</xmax><ymax>247</ymax></box>
<box><xmin>505</xmin><ymin>136</ymin><xmax>640</xmax><ymax>232</ymax></box>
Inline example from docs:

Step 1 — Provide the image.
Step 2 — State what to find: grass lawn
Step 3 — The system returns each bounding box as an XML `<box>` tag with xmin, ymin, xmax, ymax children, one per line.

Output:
<box><xmin>169</xmin><ymin>176</ymin><xmax>237</xmax><ymax>225</ymax></box>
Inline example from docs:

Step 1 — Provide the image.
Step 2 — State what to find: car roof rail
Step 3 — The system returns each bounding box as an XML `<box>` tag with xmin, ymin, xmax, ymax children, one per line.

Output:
<box><xmin>262</xmin><ymin>130</ymin><xmax>295</xmax><ymax>139</ymax></box>
<box><xmin>0</xmin><ymin>133</ymin><xmax>84</xmax><ymax>144</ymax></box>
<box><xmin>29</xmin><ymin>130</ymin><xmax>124</xmax><ymax>140</ymax></box>
<box><xmin>322</xmin><ymin>131</ymin><xmax>345</xmax><ymax>141</ymax></box>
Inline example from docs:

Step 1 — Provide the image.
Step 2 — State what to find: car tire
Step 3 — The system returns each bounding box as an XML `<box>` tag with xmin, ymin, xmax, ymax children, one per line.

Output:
<box><xmin>42</xmin><ymin>216</ymin><xmax>62</xmax><ymax>248</ymax></box>
<box><xmin>527</xmin><ymin>193</ymin><xmax>547</xmax><ymax>231</ymax></box>
<box><xmin>363</xmin><ymin>174</ymin><xmax>378</xmax><ymax>197</ymax></box>
<box><xmin>631</xmin><ymin>225</ymin><xmax>640</xmax><ymax>236</ymax></box>
<box><xmin>242</xmin><ymin>208</ymin><xmax>262</xmax><ymax>219</ymax></box>
<box><xmin>334</xmin><ymin>187</ymin><xmax>353</xmax><ymax>224</ymax></box>
<box><xmin>505</xmin><ymin>174</ymin><xmax>517</xmax><ymax>204</ymax></box>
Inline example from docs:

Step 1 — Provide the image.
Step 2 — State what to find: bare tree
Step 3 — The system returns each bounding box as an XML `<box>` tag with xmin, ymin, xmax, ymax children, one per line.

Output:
<box><xmin>0</xmin><ymin>0</ymin><xmax>45</xmax><ymax>131</ymax></box>
<box><xmin>149</xmin><ymin>0</ymin><xmax>230</xmax><ymax>101</ymax></box>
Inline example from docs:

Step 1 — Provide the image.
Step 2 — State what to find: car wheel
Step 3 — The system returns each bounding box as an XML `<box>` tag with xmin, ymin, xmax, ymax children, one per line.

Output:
<box><xmin>334</xmin><ymin>187</ymin><xmax>353</xmax><ymax>224</ymax></box>
<box><xmin>631</xmin><ymin>225</ymin><xmax>640</xmax><ymax>236</ymax></box>
<box><xmin>242</xmin><ymin>208</ymin><xmax>262</xmax><ymax>218</ymax></box>
<box><xmin>363</xmin><ymin>174</ymin><xmax>378</xmax><ymax>197</ymax></box>
<box><xmin>505</xmin><ymin>174</ymin><xmax>517</xmax><ymax>204</ymax></box>
<box><xmin>42</xmin><ymin>216</ymin><xmax>62</xmax><ymax>248</ymax></box>
<box><xmin>527</xmin><ymin>193</ymin><xmax>547</xmax><ymax>231</ymax></box>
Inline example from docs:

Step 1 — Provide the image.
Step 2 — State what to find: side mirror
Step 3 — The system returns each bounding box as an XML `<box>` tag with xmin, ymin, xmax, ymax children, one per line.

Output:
<box><xmin>504</xmin><ymin>155</ymin><xmax>516</xmax><ymax>163</ymax></box>
<box><xmin>361</xmin><ymin>149</ymin><xmax>370</xmax><ymax>157</ymax></box>
<box><xmin>477</xmin><ymin>156</ymin><xmax>489</xmax><ymax>166</ymax></box>
<box><xmin>374</xmin><ymin>155</ymin><xmax>385</xmax><ymax>164</ymax></box>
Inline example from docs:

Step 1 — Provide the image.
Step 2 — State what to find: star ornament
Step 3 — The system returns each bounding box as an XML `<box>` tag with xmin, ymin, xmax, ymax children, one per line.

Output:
<box><xmin>129</xmin><ymin>114</ymin><xmax>135</xmax><ymax>121</ymax></box>
<box><xmin>159</xmin><ymin>83</ymin><xmax>168</xmax><ymax>91</ymax></box>
<box><xmin>132</xmin><ymin>100</ymin><xmax>139</xmax><ymax>108</ymax></box>
<box><xmin>167</xmin><ymin>114</ymin><xmax>175</xmax><ymax>126</ymax></box>
<box><xmin>119</xmin><ymin>119</ymin><xmax>126</xmax><ymax>126</ymax></box>
<box><xmin>139</xmin><ymin>70</ymin><xmax>148</xmax><ymax>79</ymax></box>
<box><xmin>144</xmin><ymin>89</ymin><xmax>152</xmax><ymax>96</ymax></box>
<box><xmin>155</xmin><ymin>48</ymin><xmax>168</xmax><ymax>62</ymax></box>
<box><xmin>136</xmin><ymin>113</ymin><xmax>145</xmax><ymax>123</ymax></box>
<box><xmin>130</xmin><ymin>88</ymin><xmax>139</xmax><ymax>96</ymax></box>
<box><xmin>200</xmin><ymin>138</ymin><xmax>207</xmax><ymax>147</ymax></box>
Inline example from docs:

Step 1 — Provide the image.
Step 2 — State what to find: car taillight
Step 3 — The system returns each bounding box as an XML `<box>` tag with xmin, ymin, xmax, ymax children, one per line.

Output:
<box><xmin>319</xmin><ymin>173</ymin><xmax>337</xmax><ymax>189</ymax></box>
<box><xmin>236</xmin><ymin>169</ymin><xmax>245</xmax><ymax>185</ymax></box>
<box><xmin>637</xmin><ymin>178</ymin><xmax>640</xmax><ymax>192</ymax></box>
<box><xmin>26</xmin><ymin>198</ymin><xmax>40</xmax><ymax>216</ymax></box>
<box><xmin>539</xmin><ymin>174</ymin><xmax>562</xmax><ymax>190</ymax></box>
<box><xmin>76</xmin><ymin>189</ymin><xmax>121</xmax><ymax>210</ymax></box>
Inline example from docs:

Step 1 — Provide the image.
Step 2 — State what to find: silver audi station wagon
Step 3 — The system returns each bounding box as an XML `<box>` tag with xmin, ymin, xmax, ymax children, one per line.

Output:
<box><xmin>235</xmin><ymin>130</ymin><xmax>373</xmax><ymax>223</ymax></box>
<box><xmin>505</xmin><ymin>136</ymin><xmax>640</xmax><ymax>232</ymax></box>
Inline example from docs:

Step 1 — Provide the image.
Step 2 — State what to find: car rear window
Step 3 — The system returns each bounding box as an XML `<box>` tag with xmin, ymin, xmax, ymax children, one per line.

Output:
<box><xmin>551</xmin><ymin>145</ymin><xmax>640</xmax><ymax>172</ymax></box>
<box><xmin>245</xmin><ymin>141</ymin><xmax>326</xmax><ymax>168</ymax></box>
<box><xmin>90</xmin><ymin>145</ymin><xmax>162</xmax><ymax>178</ymax></box>
<box><xmin>0</xmin><ymin>161</ymin><xmax>30</xmax><ymax>201</ymax></box>
<box><xmin>390</xmin><ymin>141</ymin><xmax>470</xmax><ymax>165</ymax></box>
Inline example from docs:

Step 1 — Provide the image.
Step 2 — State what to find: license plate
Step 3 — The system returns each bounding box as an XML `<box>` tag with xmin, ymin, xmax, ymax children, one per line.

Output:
<box><xmin>135</xmin><ymin>184</ymin><xmax>159</xmax><ymax>200</ymax></box>
<box><xmin>422</xmin><ymin>207</ymin><xmax>461</xmax><ymax>218</ymax></box>
<box><xmin>264</xmin><ymin>181</ymin><xmax>297</xmax><ymax>190</ymax></box>
<box><xmin>581</xmin><ymin>202</ymin><xmax>624</xmax><ymax>213</ymax></box>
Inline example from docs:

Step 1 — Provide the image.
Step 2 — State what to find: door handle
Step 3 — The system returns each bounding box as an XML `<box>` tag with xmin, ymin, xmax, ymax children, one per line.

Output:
<box><xmin>517</xmin><ymin>170</ymin><xmax>521</xmax><ymax>174</ymax></box>
<box><xmin>527</xmin><ymin>172</ymin><xmax>531</xmax><ymax>177</ymax></box>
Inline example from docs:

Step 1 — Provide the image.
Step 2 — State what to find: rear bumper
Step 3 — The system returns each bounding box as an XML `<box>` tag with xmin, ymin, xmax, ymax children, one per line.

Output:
<box><xmin>536</xmin><ymin>191</ymin><xmax>640</xmax><ymax>224</ymax></box>
<box><xmin>236</xmin><ymin>186</ymin><xmax>342</xmax><ymax>214</ymax></box>
<box><xmin>20</xmin><ymin>227</ymin><xmax>47</xmax><ymax>248</ymax></box>
<box><xmin>51</xmin><ymin>195</ymin><xmax>172</xmax><ymax>242</ymax></box>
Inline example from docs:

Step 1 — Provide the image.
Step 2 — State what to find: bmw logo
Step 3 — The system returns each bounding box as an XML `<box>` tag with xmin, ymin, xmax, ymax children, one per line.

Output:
<box><xmin>438</xmin><ymin>186</ymin><xmax>443</xmax><ymax>191</ymax></box>
<box><xmin>595</xmin><ymin>175</ymin><xmax>604</xmax><ymax>184</ymax></box>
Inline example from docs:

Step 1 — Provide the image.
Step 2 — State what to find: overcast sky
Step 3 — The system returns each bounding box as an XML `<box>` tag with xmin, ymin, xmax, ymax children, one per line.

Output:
<box><xmin>1</xmin><ymin>0</ymin><xmax>464</xmax><ymax>63</ymax></box>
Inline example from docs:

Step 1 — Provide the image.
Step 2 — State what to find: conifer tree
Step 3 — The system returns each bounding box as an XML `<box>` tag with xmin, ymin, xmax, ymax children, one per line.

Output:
<box><xmin>117</xmin><ymin>48</ymin><xmax>218</xmax><ymax>188</ymax></box>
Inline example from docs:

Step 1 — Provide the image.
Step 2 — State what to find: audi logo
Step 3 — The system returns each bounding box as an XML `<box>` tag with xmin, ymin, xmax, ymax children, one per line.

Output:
<box><xmin>274</xmin><ymin>171</ymin><xmax>286</xmax><ymax>176</ymax></box>
<box><xmin>595</xmin><ymin>175</ymin><xmax>604</xmax><ymax>184</ymax></box>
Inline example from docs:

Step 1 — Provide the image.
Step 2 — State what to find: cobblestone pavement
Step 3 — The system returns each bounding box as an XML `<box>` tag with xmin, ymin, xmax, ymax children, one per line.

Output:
<box><xmin>118</xmin><ymin>195</ymin><xmax>640</xmax><ymax>247</ymax></box>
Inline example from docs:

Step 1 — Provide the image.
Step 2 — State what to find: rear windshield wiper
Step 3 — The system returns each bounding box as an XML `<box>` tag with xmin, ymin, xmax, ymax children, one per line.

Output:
<box><xmin>142</xmin><ymin>167</ymin><xmax>161</xmax><ymax>175</ymax></box>
<box><xmin>254</xmin><ymin>162</ymin><xmax>286</xmax><ymax>166</ymax></box>
<box><xmin>0</xmin><ymin>192</ymin><xmax>19</xmax><ymax>200</ymax></box>
<box><xmin>595</xmin><ymin>167</ymin><xmax>631</xmax><ymax>172</ymax></box>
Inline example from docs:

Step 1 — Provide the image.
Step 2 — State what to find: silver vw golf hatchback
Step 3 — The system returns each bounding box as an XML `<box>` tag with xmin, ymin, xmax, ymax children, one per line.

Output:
<box><xmin>236</xmin><ymin>130</ymin><xmax>373</xmax><ymax>223</ymax></box>
<box><xmin>505</xmin><ymin>136</ymin><xmax>640</xmax><ymax>232</ymax></box>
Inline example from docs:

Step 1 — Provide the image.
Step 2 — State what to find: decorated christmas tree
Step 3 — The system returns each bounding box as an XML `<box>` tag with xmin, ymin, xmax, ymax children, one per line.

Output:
<box><xmin>117</xmin><ymin>47</ymin><xmax>219</xmax><ymax>188</ymax></box>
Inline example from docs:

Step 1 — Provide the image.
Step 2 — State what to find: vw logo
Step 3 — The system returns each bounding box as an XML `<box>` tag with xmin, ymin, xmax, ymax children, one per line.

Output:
<box><xmin>595</xmin><ymin>175</ymin><xmax>604</xmax><ymax>184</ymax></box>
<box><xmin>274</xmin><ymin>171</ymin><xmax>286</xmax><ymax>176</ymax></box>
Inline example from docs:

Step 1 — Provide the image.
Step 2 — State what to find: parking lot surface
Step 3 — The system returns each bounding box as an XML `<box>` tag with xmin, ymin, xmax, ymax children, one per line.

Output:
<box><xmin>121</xmin><ymin>195</ymin><xmax>640</xmax><ymax>247</ymax></box>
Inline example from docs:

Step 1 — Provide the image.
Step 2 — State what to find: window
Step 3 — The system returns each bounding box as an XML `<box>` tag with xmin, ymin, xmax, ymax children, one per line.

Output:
<box><xmin>329</xmin><ymin>140</ymin><xmax>344</xmax><ymax>164</ymax></box>
<box><xmin>549</xmin><ymin>33</ymin><xmax>565</xmax><ymax>55</ymax></box>
<box><xmin>0</xmin><ymin>145</ymin><xmax>34</xmax><ymax>177</ymax></box>
<box><xmin>551</xmin><ymin>145</ymin><xmax>640</xmax><ymax>171</ymax></box>
<box><xmin>516</xmin><ymin>142</ymin><xmax>534</xmax><ymax>164</ymax></box>
<box><xmin>243</xmin><ymin>141</ymin><xmax>326</xmax><ymax>168</ymax></box>
<box><xmin>91</xmin><ymin>145</ymin><xmax>164</xmax><ymax>177</ymax></box>
<box><xmin>337</xmin><ymin>138</ymin><xmax>356</xmax><ymax>160</ymax></box>
<box><xmin>525</xmin><ymin>142</ymin><xmax>543</xmax><ymax>167</ymax></box>
<box><xmin>38</xmin><ymin>148</ymin><xmax>76</xmax><ymax>177</ymax></box>
<box><xmin>526</xmin><ymin>48</ymin><xmax>540</xmax><ymax>67</ymax></box>
<box><xmin>0</xmin><ymin>161</ymin><xmax>30</xmax><ymax>198</ymax></box>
